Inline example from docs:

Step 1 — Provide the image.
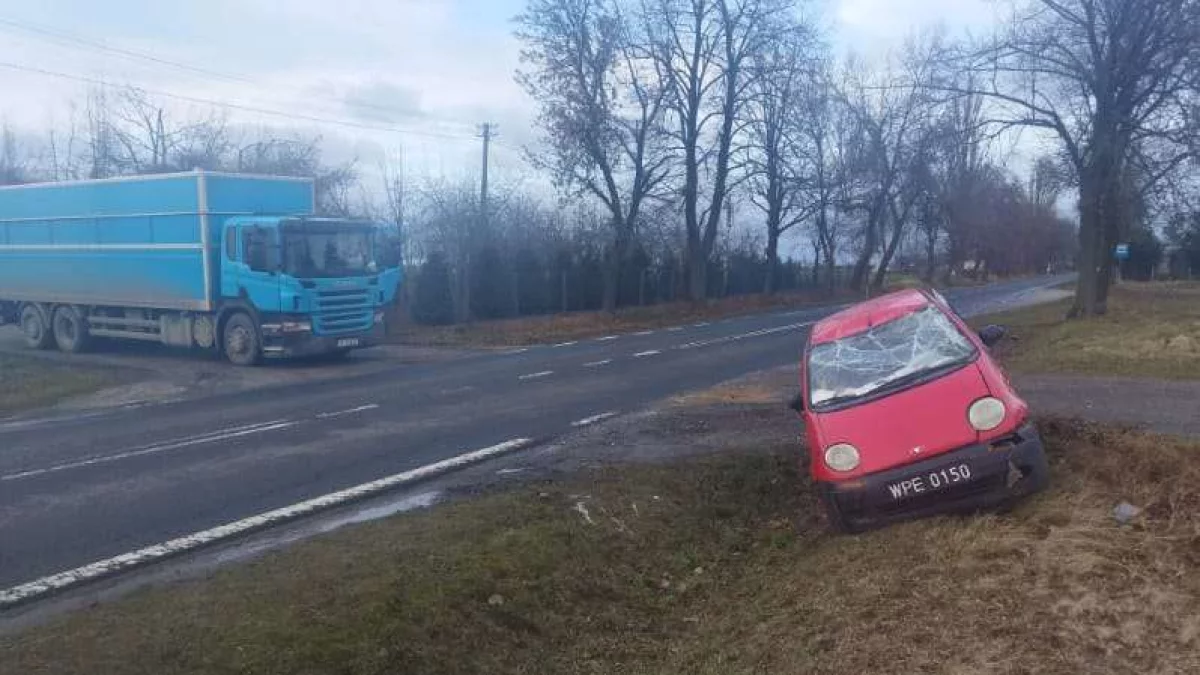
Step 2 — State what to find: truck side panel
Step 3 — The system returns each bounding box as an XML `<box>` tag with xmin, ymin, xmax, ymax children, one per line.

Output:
<box><xmin>0</xmin><ymin>175</ymin><xmax>209</xmax><ymax>310</ymax></box>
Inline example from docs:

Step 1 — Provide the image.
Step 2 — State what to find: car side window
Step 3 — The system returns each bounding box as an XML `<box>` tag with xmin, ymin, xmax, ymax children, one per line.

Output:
<box><xmin>225</xmin><ymin>226</ymin><xmax>237</xmax><ymax>261</ymax></box>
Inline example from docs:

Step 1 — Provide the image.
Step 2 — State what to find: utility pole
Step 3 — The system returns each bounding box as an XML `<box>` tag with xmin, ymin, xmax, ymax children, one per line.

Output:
<box><xmin>479</xmin><ymin>123</ymin><xmax>495</xmax><ymax>232</ymax></box>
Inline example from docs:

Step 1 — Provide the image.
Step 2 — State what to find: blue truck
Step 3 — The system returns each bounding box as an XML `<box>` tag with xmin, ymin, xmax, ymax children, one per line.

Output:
<box><xmin>0</xmin><ymin>170</ymin><xmax>401</xmax><ymax>365</ymax></box>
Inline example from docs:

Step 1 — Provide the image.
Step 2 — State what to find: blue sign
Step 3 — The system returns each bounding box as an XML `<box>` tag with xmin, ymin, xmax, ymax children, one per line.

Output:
<box><xmin>1115</xmin><ymin>243</ymin><xmax>1131</xmax><ymax>260</ymax></box>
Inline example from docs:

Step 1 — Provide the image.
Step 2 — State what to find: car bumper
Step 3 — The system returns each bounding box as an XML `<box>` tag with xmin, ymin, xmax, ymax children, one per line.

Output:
<box><xmin>817</xmin><ymin>423</ymin><xmax>1049</xmax><ymax>532</ymax></box>
<box><xmin>261</xmin><ymin>323</ymin><xmax>384</xmax><ymax>359</ymax></box>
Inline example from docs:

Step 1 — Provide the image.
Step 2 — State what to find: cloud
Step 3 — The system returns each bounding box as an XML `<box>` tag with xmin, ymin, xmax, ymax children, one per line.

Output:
<box><xmin>340</xmin><ymin>80</ymin><xmax>426</xmax><ymax>124</ymax></box>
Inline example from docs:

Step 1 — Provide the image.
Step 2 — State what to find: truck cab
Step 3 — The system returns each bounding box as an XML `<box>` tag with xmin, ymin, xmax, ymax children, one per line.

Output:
<box><xmin>220</xmin><ymin>217</ymin><xmax>400</xmax><ymax>363</ymax></box>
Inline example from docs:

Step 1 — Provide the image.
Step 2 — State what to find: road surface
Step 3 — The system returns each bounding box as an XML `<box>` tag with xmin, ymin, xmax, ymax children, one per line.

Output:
<box><xmin>0</xmin><ymin>276</ymin><xmax>1069</xmax><ymax>604</ymax></box>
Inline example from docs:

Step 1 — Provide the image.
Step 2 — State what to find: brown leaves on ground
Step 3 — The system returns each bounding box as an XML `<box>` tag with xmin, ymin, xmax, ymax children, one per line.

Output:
<box><xmin>387</xmin><ymin>290</ymin><xmax>859</xmax><ymax>347</ymax></box>
<box><xmin>4</xmin><ymin>417</ymin><xmax>1198</xmax><ymax>675</ymax></box>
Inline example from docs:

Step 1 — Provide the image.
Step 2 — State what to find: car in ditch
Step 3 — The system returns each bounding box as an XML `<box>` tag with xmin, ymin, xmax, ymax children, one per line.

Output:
<box><xmin>791</xmin><ymin>288</ymin><xmax>1049</xmax><ymax>533</ymax></box>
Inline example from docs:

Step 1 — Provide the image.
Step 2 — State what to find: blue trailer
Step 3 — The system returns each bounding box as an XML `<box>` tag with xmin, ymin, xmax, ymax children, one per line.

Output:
<box><xmin>0</xmin><ymin>170</ymin><xmax>401</xmax><ymax>365</ymax></box>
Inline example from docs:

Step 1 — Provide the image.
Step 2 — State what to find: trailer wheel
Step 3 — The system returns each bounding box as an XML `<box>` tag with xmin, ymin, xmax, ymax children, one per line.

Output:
<box><xmin>52</xmin><ymin>305</ymin><xmax>91</xmax><ymax>353</ymax></box>
<box><xmin>222</xmin><ymin>313</ymin><xmax>261</xmax><ymax>366</ymax></box>
<box><xmin>20</xmin><ymin>304</ymin><xmax>53</xmax><ymax>350</ymax></box>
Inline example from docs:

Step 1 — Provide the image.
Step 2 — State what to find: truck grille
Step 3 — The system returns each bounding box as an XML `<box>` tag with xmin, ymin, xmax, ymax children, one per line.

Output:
<box><xmin>314</xmin><ymin>288</ymin><xmax>373</xmax><ymax>335</ymax></box>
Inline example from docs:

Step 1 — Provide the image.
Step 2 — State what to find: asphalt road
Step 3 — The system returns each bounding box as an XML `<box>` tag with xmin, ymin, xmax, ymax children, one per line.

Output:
<box><xmin>0</xmin><ymin>275</ymin><xmax>1071</xmax><ymax>599</ymax></box>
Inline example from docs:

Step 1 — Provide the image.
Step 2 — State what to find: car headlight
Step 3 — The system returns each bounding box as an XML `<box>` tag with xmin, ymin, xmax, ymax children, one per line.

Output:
<box><xmin>968</xmin><ymin>397</ymin><xmax>1006</xmax><ymax>431</ymax></box>
<box><xmin>824</xmin><ymin>443</ymin><xmax>860</xmax><ymax>472</ymax></box>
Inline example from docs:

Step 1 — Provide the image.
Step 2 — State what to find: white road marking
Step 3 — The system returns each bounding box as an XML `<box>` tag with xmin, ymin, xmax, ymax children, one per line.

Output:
<box><xmin>633</xmin><ymin>330</ymin><xmax>654</xmax><ymax>336</ymax></box>
<box><xmin>572</xmin><ymin>411</ymin><xmax>619</xmax><ymax>428</ymax></box>
<box><xmin>502</xmin><ymin>347</ymin><xmax>530</xmax><ymax>355</ymax></box>
<box><xmin>0</xmin><ymin>437</ymin><xmax>535</xmax><ymax>608</ymax></box>
<box><xmin>583</xmin><ymin>359</ymin><xmax>612</xmax><ymax>367</ymax></box>
<box><xmin>552</xmin><ymin>341</ymin><xmax>578</xmax><ymax>348</ymax></box>
<box><xmin>666</xmin><ymin>326</ymin><xmax>683</xmax><ymax>332</ymax></box>
<box><xmin>518</xmin><ymin>371</ymin><xmax>554</xmax><ymax>380</ymax></box>
<box><xmin>596</xmin><ymin>335</ymin><xmax>618</xmax><ymax>341</ymax></box>
<box><xmin>692</xmin><ymin>322</ymin><xmax>710</xmax><ymax>327</ymax></box>
<box><xmin>633</xmin><ymin>350</ymin><xmax>661</xmax><ymax>358</ymax></box>
<box><xmin>316</xmin><ymin>404</ymin><xmax>380</xmax><ymax>420</ymax></box>
<box><xmin>0</xmin><ymin>421</ymin><xmax>296</xmax><ymax>483</ymax></box>
<box><xmin>678</xmin><ymin>321</ymin><xmax>812</xmax><ymax>350</ymax></box>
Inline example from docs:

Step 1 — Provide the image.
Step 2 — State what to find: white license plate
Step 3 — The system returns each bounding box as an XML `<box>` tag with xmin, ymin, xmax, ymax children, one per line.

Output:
<box><xmin>336</xmin><ymin>338</ymin><xmax>361</xmax><ymax>348</ymax></box>
<box><xmin>887</xmin><ymin>464</ymin><xmax>973</xmax><ymax>500</ymax></box>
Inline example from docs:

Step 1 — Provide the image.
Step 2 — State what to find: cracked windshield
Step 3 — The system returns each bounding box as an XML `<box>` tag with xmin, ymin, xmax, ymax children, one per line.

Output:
<box><xmin>1</xmin><ymin>0</ymin><xmax>1198</xmax><ymax>673</ymax></box>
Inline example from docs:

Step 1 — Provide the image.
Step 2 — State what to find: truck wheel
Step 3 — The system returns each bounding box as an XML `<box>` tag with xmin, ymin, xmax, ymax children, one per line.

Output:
<box><xmin>52</xmin><ymin>306</ymin><xmax>91</xmax><ymax>353</ymax></box>
<box><xmin>20</xmin><ymin>304</ymin><xmax>53</xmax><ymax>350</ymax></box>
<box><xmin>222</xmin><ymin>313</ymin><xmax>261</xmax><ymax>366</ymax></box>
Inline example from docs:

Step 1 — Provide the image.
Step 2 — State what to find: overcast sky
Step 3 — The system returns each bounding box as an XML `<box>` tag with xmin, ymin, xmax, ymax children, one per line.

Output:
<box><xmin>0</xmin><ymin>0</ymin><xmax>1006</xmax><ymax>180</ymax></box>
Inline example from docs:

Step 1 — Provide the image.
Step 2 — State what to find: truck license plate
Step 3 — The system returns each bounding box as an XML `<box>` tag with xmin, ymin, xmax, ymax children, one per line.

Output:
<box><xmin>887</xmin><ymin>464</ymin><xmax>972</xmax><ymax>500</ymax></box>
<box><xmin>337</xmin><ymin>338</ymin><xmax>361</xmax><ymax>348</ymax></box>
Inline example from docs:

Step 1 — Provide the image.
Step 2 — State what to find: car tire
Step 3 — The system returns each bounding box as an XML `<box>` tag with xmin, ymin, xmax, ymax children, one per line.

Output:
<box><xmin>20</xmin><ymin>304</ymin><xmax>53</xmax><ymax>350</ymax></box>
<box><xmin>52</xmin><ymin>305</ymin><xmax>91</xmax><ymax>354</ymax></box>
<box><xmin>819</xmin><ymin>491</ymin><xmax>862</xmax><ymax>535</ymax></box>
<box><xmin>222</xmin><ymin>313</ymin><xmax>261</xmax><ymax>366</ymax></box>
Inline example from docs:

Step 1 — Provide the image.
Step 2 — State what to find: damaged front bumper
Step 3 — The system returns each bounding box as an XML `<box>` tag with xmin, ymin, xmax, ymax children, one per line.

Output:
<box><xmin>818</xmin><ymin>423</ymin><xmax>1049</xmax><ymax>532</ymax></box>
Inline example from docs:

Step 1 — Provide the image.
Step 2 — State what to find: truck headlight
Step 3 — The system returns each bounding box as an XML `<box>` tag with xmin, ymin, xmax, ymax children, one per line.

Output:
<box><xmin>280</xmin><ymin>320</ymin><xmax>312</xmax><ymax>333</ymax></box>
<box><xmin>824</xmin><ymin>443</ymin><xmax>860</xmax><ymax>472</ymax></box>
<box><xmin>968</xmin><ymin>397</ymin><xmax>1006</xmax><ymax>431</ymax></box>
<box><xmin>374</xmin><ymin>311</ymin><xmax>385</xmax><ymax>325</ymax></box>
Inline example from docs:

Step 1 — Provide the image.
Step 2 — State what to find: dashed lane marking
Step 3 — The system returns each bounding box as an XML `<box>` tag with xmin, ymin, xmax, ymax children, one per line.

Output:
<box><xmin>316</xmin><ymin>404</ymin><xmax>380</xmax><ymax>420</ymax></box>
<box><xmin>633</xmin><ymin>350</ymin><xmax>661</xmax><ymax>358</ymax></box>
<box><xmin>571</xmin><ymin>412</ymin><xmax>619</xmax><ymax>428</ymax></box>
<box><xmin>518</xmin><ymin>371</ymin><xmax>554</xmax><ymax>380</ymax></box>
<box><xmin>583</xmin><ymin>359</ymin><xmax>612</xmax><ymax>367</ymax></box>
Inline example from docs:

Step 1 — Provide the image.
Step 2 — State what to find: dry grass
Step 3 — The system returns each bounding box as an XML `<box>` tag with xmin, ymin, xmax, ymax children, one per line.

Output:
<box><xmin>0</xmin><ymin>355</ymin><xmax>122</xmax><ymax>416</ymax></box>
<box><xmin>5</xmin><ymin>416</ymin><xmax>1198</xmax><ymax>675</ymax></box>
<box><xmin>976</xmin><ymin>282</ymin><xmax>1200</xmax><ymax>379</ymax></box>
<box><xmin>388</xmin><ymin>290</ymin><xmax>859</xmax><ymax>347</ymax></box>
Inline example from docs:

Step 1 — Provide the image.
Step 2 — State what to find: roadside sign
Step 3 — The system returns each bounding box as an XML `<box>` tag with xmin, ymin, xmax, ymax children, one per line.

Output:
<box><xmin>1115</xmin><ymin>243</ymin><xmax>1131</xmax><ymax>260</ymax></box>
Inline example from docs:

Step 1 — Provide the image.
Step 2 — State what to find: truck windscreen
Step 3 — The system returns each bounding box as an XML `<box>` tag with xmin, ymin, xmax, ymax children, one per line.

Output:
<box><xmin>282</xmin><ymin>229</ymin><xmax>373</xmax><ymax>278</ymax></box>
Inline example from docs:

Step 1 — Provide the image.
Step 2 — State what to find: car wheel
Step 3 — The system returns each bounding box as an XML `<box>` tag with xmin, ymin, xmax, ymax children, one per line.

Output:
<box><xmin>52</xmin><ymin>305</ymin><xmax>91</xmax><ymax>353</ymax></box>
<box><xmin>818</xmin><ymin>491</ymin><xmax>861</xmax><ymax>535</ymax></box>
<box><xmin>222</xmin><ymin>313</ymin><xmax>261</xmax><ymax>366</ymax></box>
<box><xmin>20</xmin><ymin>304</ymin><xmax>53</xmax><ymax>350</ymax></box>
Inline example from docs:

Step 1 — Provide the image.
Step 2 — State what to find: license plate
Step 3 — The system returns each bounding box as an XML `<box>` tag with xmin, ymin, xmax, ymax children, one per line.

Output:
<box><xmin>336</xmin><ymin>338</ymin><xmax>361</xmax><ymax>348</ymax></box>
<box><xmin>887</xmin><ymin>464</ymin><xmax>973</xmax><ymax>500</ymax></box>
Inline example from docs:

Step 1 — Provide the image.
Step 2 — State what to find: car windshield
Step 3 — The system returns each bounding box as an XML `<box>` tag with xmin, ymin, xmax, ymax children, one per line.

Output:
<box><xmin>807</xmin><ymin>305</ymin><xmax>977</xmax><ymax>409</ymax></box>
<box><xmin>282</xmin><ymin>227</ymin><xmax>373</xmax><ymax>278</ymax></box>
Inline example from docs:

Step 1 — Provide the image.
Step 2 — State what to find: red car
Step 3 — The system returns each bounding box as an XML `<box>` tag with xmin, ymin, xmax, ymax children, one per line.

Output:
<box><xmin>792</xmin><ymin>288</ymin><xmax>1049</xmax><ymax>533</ymax></box>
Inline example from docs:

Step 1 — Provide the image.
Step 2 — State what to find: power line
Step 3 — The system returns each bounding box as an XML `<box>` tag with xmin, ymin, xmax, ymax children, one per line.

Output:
<box><xmin>0</xmin><ymin>15</ymin><xmax>474</xmax><ymax>127</ymax></box>
<box><xmin>0</xmin><ymin>60</ymin><xmax>480</xmax><ymax>142</ymax></box>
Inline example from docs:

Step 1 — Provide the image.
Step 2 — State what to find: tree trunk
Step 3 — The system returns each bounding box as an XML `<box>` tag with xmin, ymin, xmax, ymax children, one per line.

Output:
<box><xmin>872</xmin><ymin>218</ymin><xmax>906</xmax><ymax>291</ymax></box>
<box><xmin>1069</xmin><ymin>177</ymin><xmax>1103</xmax><ymax>318</ymax></box>
<box><xmin>763</xmin><ymin>228</ymin><xmax>780</xmax><ymax>295</ymax></box>
<box><xmin>687</xmin><ymin>246</ymin><xmax>707</xmax><ymax>302</ymax></box>
<box><xmin>923</xmin><ymin>229</ymin><xmax>937</xmax><ymax>282</ymax></box>
<box><xmin>810</xmin><ymin>239</ymin><xmax>821</xmax><ymax>288</ymax></box>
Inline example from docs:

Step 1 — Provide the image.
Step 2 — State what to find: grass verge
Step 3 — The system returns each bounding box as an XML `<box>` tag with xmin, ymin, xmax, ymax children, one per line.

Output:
<box><xmin>0</xmin><ymin>354</ymin><xmax>122</xmax><ymax>416</ymax></box>
<box><xmin>974</xmin><ymin>282</ymin><xmax>1200</xmax><ymax>379</ymax></box>
<box><xmin>5</xmin><ymin>417</ymin><xmax>1198</xmax><ymax>674</ymax></box>
<box><xmin>387</xmin><ymin>290</ymin><xmax>861</xmax><ymax>347</ymax></box>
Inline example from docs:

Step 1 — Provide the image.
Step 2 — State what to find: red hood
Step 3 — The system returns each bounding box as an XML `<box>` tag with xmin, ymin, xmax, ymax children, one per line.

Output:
<box><xmin>808</xmin><ymin>362</ymin><xmax>990</xmax><ymax>477</ymax></box>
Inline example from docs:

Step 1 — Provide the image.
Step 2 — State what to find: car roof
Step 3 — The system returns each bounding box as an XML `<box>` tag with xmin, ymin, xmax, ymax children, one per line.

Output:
<box><xmin>810</xmin><ymin>288</ymin><xmax>935</xmax><ymax>345</ymax></box>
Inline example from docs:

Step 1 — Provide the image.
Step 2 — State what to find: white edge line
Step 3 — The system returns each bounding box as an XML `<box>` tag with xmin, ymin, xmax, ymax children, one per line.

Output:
<box><xmin>0</xmin><ymin>438</ymin><xmax>535</xmax><ymax>608</ymax></box>
<box><xmin>633</xmin><ymin>330</ymin><xmax>654</xmax><ymax>336</ymax></box>
<box><xmin>583</xmin><ymin>359</ymin><xmax>612</xmax><ymax>367</ymax></box>
<box><xmin>666</xmin><ymin>326</ymin><xmax>683</xmax><ymax>332</ymax></box>
<box><xmin>633</xmin><ymin>350</ymin><xmax>661</xmax><ymax>357</ymax></box>
<box><xmin>596</xmin><ymin>335</ymin><xmax>618</xmax><ymax>341</ymax></box>
<box><xmin>571</xmin><ymin>411</ymin><xmax>619</xmax><ymax>428</ymax></box>
<box><xmin>518</xmin><ymin>370</ymin><xmax>554</xmax><ymax>380</ymax></box>
<box><xmin>551</xmin><ymin>341</ymin><xmax>578</xmax><ymax>348</ymax></box>
<box><xmin>315</xmin><ymin>404</ymin><xmax>380</xmax><ymax>420</ymax></box>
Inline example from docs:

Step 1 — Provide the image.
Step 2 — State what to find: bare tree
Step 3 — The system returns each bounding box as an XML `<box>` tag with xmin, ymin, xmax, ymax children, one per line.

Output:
<box><xmin>0</xmin><ymin>123</ymin><xmax>29</xmax><ymax>185</ymax></box>
<box><xmin>952</xmin><ymin>0</ymin><xmax>1200</xmax><ymax>316</ymax></box>
<box><xmin>516</xmin><ymin>0</ymin><xmax>672</xmax><ymax>311</ymax></box>
<box><xmin>644</xmin><ymin>0</ymin><xmax>793</xmax><ymax>300</ymax></box>
<box><xmin>744</xmin><ymin>24</ymin><xmax>817</xmax><ymax>293</ymax></box>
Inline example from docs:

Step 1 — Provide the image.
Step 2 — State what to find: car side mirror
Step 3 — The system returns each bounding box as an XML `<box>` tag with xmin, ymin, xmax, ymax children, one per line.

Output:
<box><xmin>788</xmin><ymin>392</ymin><xmax>805</xmax><ymax>413</ymax></box>
<box><xmin>978</xmin><ymin>324</ymin><xmax>1007</xmax><ymax>348</ymax></box>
